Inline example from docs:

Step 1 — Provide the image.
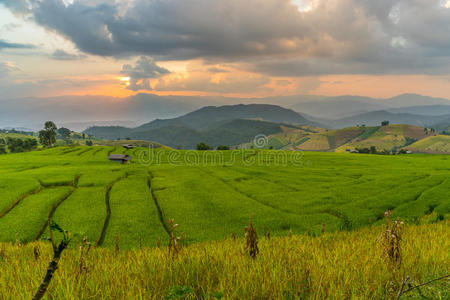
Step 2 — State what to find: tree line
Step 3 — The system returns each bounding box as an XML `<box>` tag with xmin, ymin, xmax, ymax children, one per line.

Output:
<box><xmin>0</xmin><ymin>121</ymin><xmax>94</xmax><ymax>154</ymax></box>
<box><xmin>0</xmin><ymin>137</ymin><xmax>38</xmax><ymax>154</ymax></box>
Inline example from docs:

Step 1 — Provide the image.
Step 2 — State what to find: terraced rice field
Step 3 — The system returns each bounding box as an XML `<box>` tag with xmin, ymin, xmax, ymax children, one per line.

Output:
<box><xmin>0</xmin><ymin>146</ymin><xmax>448</xmax><ymax>248</ymax></box>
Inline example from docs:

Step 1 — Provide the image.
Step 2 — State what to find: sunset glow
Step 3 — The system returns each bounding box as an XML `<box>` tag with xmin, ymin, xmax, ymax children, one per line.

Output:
<box><xmin>119</xmin><ymin>77</ymin><xmax>130</xmax><ymax>87</ymax></box>
<box><xmin>0</xmin><ymin>0</ymin><xmax>449</xmax><ymax>100</ymax></box>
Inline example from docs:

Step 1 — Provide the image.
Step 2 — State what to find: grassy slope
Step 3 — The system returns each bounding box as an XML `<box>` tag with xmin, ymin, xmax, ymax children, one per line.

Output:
<box><xmin>263</xmin><ymin>124</ymin><xmax>447</xmax><ymax>153</ymax></box>
<box><xmin>0</xmin><ymin>132</ymin><xmax>37</xmax><ymax>140</ymax></box>
<box><xmin>0</xmin><ymin>222</ymin><xmax>447</xmax><ymax>299</ymax></box>
<box><xmin>335</xmin><ymin>124</ymin><xmax>424</xmax><ymax>152</ymax></box>
<box><xmin>407</xmin><ymin>135</ymin><xmax>450</xmax><ymax>154</ymax></box>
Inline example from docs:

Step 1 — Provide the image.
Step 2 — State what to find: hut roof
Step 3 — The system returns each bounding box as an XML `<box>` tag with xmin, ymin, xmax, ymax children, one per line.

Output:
<box><xmin>108</xmin><ymin>154</ymin><xmax>132</xmax><ymax>160</ymax></box>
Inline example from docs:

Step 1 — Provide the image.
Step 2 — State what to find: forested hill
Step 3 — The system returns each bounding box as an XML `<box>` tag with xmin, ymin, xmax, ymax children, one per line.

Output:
<box><xmin>84</xmin><ymin>104</ymin><xmax>315</xmax><ymax>148</ymax></box>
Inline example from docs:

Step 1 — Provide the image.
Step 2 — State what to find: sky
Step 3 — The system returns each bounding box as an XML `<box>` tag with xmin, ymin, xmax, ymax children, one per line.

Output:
<box><xmin>1</xmin><ymin>0</ymin><xmax>450</xmax><ymax>99</ymax></box>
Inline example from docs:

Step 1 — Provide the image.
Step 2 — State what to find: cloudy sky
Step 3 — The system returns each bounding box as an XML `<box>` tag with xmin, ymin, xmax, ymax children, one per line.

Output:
<box><xmin>1</xmin><ymin>0</ymin><xmax>450</xmax><ymax>99</ymax></box>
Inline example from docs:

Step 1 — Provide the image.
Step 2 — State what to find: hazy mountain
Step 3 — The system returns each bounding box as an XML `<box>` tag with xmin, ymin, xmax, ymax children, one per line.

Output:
<box><xmin>136</xmin><ymin>104</ymin><xmax>311</xmax><ymax>131</ymax></box>
<box><xmin>327</xmin><ymin>110</ymin><xmax>450</xmax><ymax>128</ymax></box>
<box><xmin>387</xmin><ymin>105</ymin><xmax>450</xmax><ymax>116</ymax></box>
<box><xmin>0</xmin><ymin>126</ymin><xmax>35</xmax><ymax>132</ymax></box>
<box><xmin>290</xmin><ymin>96</ymin><xmax>385</xmax><ymax>119</ymax></box>
<box><xmin>290</xmin><ymin>94</ymin><xmax>450</xmax><ymax>119</ymax></box>
<box><xmin>59</xmin><ymin>120</ymin><xmax>140</xmax><ymax>132</ymax></box>
<box><xmin>382</xmin><ymin>94</ymin><xmax>450</xmax><ymax>108</ymax></box>
<box><xmin>0</xmin><ymin>94</ymin><xmax>202</xmax><ymax>130</ymax></box>
<box><xmin>431</xmin><ymin>116</ymin><xmax>450</xmax><ymax>133</ymax></box>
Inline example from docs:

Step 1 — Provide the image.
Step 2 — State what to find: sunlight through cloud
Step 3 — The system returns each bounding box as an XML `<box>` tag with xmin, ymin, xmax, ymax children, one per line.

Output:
<box><xmin>291</xmin><ymin>0</ymin><xmax>313</xmax><ymax>12</ymax></box>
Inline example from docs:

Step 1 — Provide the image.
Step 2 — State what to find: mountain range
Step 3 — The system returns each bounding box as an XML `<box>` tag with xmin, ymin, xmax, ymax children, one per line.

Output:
<box><xmin>84</xmin><ymin>102</ymin><xmax>450</xmax><ymax>152</ymax></box>
<box><xmin>2</xmin><ymin>93</ymin><xmax>450</xmax><ymax>131</ymax></box>
<box><xmin>84</xmin><ymin>104</ymin><xmax>309</xmax><ymax>148</ymax></box>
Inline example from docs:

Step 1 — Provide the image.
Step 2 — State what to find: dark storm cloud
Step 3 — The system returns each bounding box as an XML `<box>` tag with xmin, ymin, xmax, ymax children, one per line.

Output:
<box><xmin>5</xmin><ymin>0</ymin><xmax>450</xmax><ymax>76</ymax></box>
<box><xmin>0</xmin><ymin>39</ymin><xmax>34</xmax><ymax>49</ymax></box>
<box><xmin>0</xmin><ymin>0</ymin><xmax>30</xmax><ymax>14</ymax></box>
<box><xmin>120</xmin><ymin>56</ymin><xmax>170</xmax><ymax>91</ymax></box>
<box><xmin>29</xmin><ymin>0</ymin><xmax>307</xmax><ymax>59</ymax></box>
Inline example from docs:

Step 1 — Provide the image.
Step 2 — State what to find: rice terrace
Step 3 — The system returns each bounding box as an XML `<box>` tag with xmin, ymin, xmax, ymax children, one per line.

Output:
<box><xmin>0</xmin><ymin>144</ymin><xmax>448</xmax><ymax>298</ymax></box>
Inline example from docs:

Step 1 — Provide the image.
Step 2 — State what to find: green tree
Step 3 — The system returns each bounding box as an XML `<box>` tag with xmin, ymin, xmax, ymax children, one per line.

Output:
<box><xmin>39</xmin><ymin>121</ymin><xmax>57</xmax><ymax>147</ymax></box>
<box><xmin>216</xmin><ymin>145</ymin><xmax>230</xmax><ymax>150</ymax></box>
<box><xmin>86</xmin><ymin>140</ymin><xmax>93</xmax><ymax>146</ymax></box>
<box><xmin>196</xmin><ymin>142</ymin><xmax>211</xmax><ymax>150</ymax></box>
<box><xmin>57</xmin><ymin>127</ymin><xmax>71</xmax><ymax>140</ymax></box>
<box><xmin>23</xmin><ymin>138</ymin><xmax>38</xmax><ymax>151</ymax></box>
<box><xmin>381</xmin><ymin>120</ymin><xmax>389</xmax><ymax>126</ymax></box>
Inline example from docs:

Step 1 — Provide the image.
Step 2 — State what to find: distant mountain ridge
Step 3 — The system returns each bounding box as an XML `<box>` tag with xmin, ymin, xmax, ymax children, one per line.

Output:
<box><xmin>326</xmin><ymin>110</ymin><xmax>450</xmax><ymax>129</ymax></box>
<box><xmin>136</xmin><ymin>104</ymin><xmax>311</xmax><ymax>131</ymax></box>
<box><xmin>289</xmin><ymin>94</ymin><xmax>450</xmax><ymax>120</ymax></box>
<box><xmin>386</xmin><ymin>105</ymin><xmax>450</xmax><ymax>116</ymax></box>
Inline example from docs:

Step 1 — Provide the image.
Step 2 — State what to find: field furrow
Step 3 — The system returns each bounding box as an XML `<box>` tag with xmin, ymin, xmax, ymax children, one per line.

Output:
<box><xmin>0</xmin><ymin>177</ymin><xmax>41</xmax><ymax>216</ymax></box>
<box><xmin>95</xmin><ymin>175</ymin><xmax>128</xmax><ymax>247</ymax></box>
<box><xmin>0</xmin><ymin>187</ymin><xmax>72</xmax><ymax>243</ymax></box>
<box><xmin>148</xmin><ymin>173</ymin><xmax>170</xmax><ymax>235</ymax></box>
<box><xmin>77</xmin><ymin>147</ymin><xmax>95</xmax><ymax>156</ymax></box>
<box><xmin>44</xmin><ymin>186</ymin><xmax>106</xmax><ymax>245</ymax></box>
<box><xmin>34</xmin><ymin>187</ymin><xmax>75</xmax><ymax>241</ymax></box>
<box><xmin>102</xmin><ymin>173</ymin><xmax>167</xmax><ymax>248</ymax></box>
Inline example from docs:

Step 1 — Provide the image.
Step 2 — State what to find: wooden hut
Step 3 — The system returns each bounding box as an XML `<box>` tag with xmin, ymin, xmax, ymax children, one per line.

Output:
<box><xmin>108</xmin><ymin>154</ymin><xmax>132</xmax><ymax>164</ymax></box>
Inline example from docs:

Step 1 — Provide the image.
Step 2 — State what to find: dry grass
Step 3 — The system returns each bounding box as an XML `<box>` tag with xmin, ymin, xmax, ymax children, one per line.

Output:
<box><xmin>0</xmin><ymin>222</ymin><xmax>448</xmax><ymax>299</ymax></box>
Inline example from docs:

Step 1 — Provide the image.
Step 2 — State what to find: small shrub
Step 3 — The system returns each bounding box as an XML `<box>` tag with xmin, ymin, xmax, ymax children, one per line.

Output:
<box><xmin>339</xmin><ymin>214</ymin><xmax>354</xmax><ymax>231</ymax></box>
<box><xmin>168</xmin><ymin>219</ymin><xmax>182</xmax><ymax>258</ymax></box>
<box><xmin>165</xmin><ymin>285</ymin><xmax>193</xmax><ymax>299</ymax></box>
<box><xmin>381</xmin><ymin>211</ymin><xmax>403</xmax><ymax>268</ymax></box>
<box><xmin>244</xmin><ymin>220</ymin><xmax>259</xmax><ymax>259</ymax></box>
<box><xmin>196</xmin><ymin>142</ymin><xmax>211</xmax><ymax>150</ymax></box>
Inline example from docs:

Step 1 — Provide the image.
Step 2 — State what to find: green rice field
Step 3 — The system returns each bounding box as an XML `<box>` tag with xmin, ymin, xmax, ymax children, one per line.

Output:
<box><xmin>0</xmin><ymin>146</ymin><xmax>448</xmax><ymax>248</ymax></box>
